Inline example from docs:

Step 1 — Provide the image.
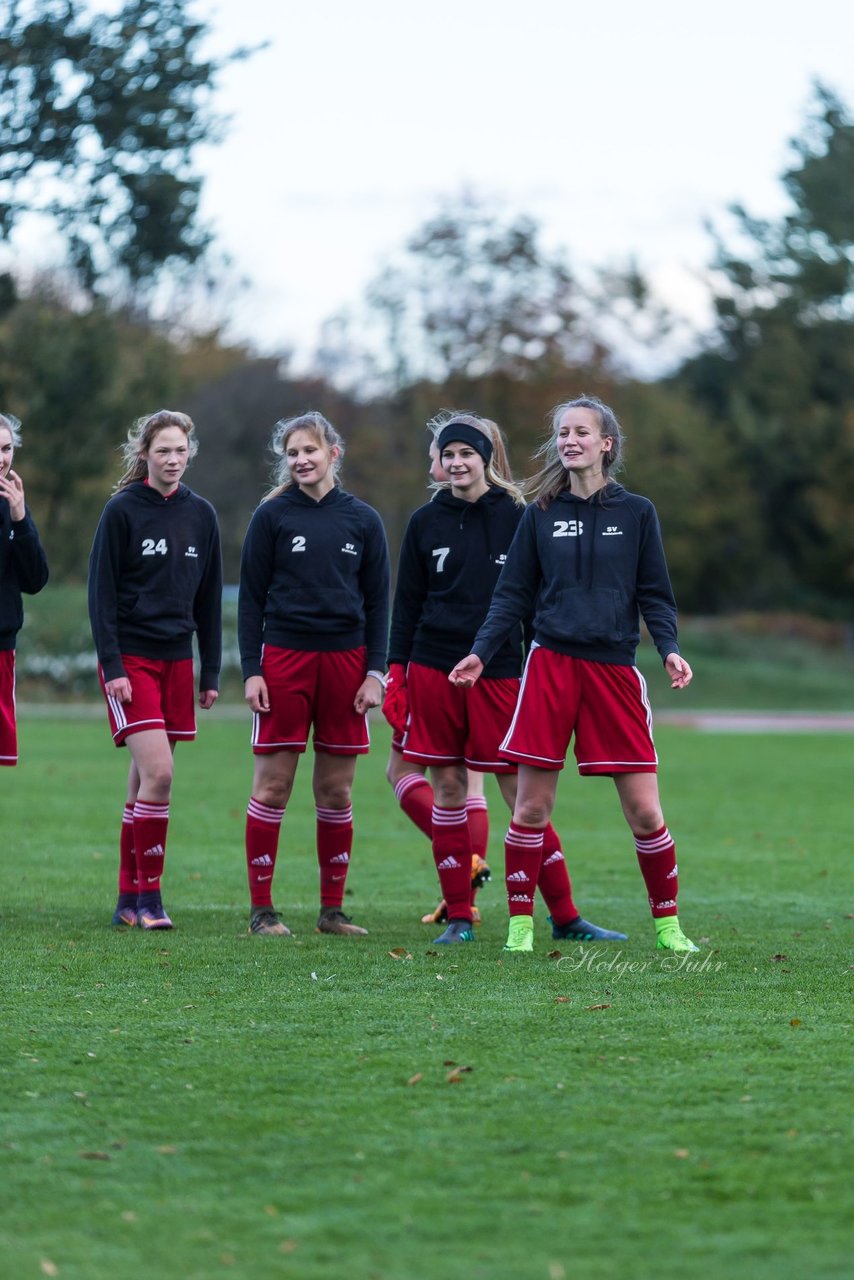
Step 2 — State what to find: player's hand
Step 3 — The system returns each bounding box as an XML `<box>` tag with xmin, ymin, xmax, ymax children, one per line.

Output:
<box><xmin>448</xmin><ymin>654</ymin><xmax>483</xmax><ymax>688</ymax></box>
<box><xmin>0</xmin><ymin>468</ymin><xmax>26</xmax><ymax>522</ymax></box>
<box><xmin>354</xmin><ymin>675</ymin><xmax>383</xmax><ymax>716</ymax></box>
<box><xmin>105</xmin><ymin>676</ymin><xmax>132</xmax><ymax>703</ymax></box>
<box><xmin>245</xmin><ymin>675</ymin><xmax>270</xmax><ymax>713</ymax></box>
<box><xmin>199</xmin><ymin>689</ymin><xmax>218</xmax><ymax>710</ymax></box>
<box><xmin>382</xmin><ymin>663</ymin><xmax>408</xmax><ymax>733</ymax></box>
<box><xmin>665</xmin><ymin>653</ymin><xmax>693</xmax><ymax>690</ymax></box>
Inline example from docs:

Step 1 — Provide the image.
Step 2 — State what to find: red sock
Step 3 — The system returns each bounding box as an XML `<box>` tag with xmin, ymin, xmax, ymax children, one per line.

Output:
<box><xmin>245</xmin><ymin>797</ymin><xmax>285</xmax><ymax>908</ymax></box>
<box><xmin>505</xmin><ymin>822</ymin><xmax>543</xmax><ymax>917</ymax></box>
<box><xmin>133</xmin><ymin>798</ymin><xmax>169</xmax><ymax>896</ymax></box>
<box><xmin>635</xmin><ymin>825</ymin><xmax>678</xmax><ymax>918</ymax></box>
<box><xmin>118</xmin><ymin>803</ymin><xmax>137</xmax><ymax>895</ymax></box>
<box><xmin>394</xmin><ymin>773</ymin><xmax>433</xmax><ymax>839</ymax></box>
<box><xmin>317</xmin><ymin>805</ymin><xmax>353</xmax><ymax>909</ymax></box>
<box><xmin>538</xmin><ymin>822</ymin><xmax>578</xmax><ymax>924</ymax></box>
<box><xmin>432</xmin><ymin>806</ymin><xmax>472</xmax><ymax>920</ymax></box>
<box><xmin>465</xmin><ymin>796</ymin><xmax>489</xmax><ymax>858</ymax></box>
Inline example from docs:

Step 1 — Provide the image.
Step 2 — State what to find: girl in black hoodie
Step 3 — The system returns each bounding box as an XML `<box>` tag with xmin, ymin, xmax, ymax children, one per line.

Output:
<box><xmin>389</xmin><ymin>412</ymin><xmax>625</xmax><ymax>947</ymax></box>
<box><xmin>450</xmin><ymin>396</ymin><xmax>697</xmax><ymax>955</ymax></box>
<box><xmin>88</xmin><ymin>410</ymin><xmax>222</xmax><ymax>931</ymax></box>
<box><xmin>238</xmin><ymin>412</ymin><xmax>390</xmax><ymax>938</ymax></box>
<box><xmin>0</xmin><ymin>413</ymin><xmax>49</xmax><ymax>767</ymax></box>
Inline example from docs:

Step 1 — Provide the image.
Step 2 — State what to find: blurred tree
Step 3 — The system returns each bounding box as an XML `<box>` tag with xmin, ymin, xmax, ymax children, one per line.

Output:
<box><xmin>0</xmin><ymin>0</ymin><xmax>251</xmax><ymax>292</ymax></box>
<box><xmin>677</xmin><ymin>82</ymin><xmax>854</xmax><ymax>613</ymax></box>
<box><xmin>0</xmin><ymin>280</ymin><xmax>184</xmax><ymax>576</ymax></box>
<box><xmin>318</xmin><ymin>194</ymin><xmax>603</xmax><ymax>394</ymax></box>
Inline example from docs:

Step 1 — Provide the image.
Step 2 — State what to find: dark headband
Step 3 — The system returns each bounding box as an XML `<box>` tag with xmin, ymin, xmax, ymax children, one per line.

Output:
<box><xmin>436</xmin><ymin>420</ymin><xmax>493</xmax><ymax>464</ymax></box>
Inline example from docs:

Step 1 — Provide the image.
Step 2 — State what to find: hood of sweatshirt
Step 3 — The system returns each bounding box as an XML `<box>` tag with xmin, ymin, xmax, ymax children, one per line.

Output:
<box><xmin>278</xmin><ymin>485</ymin><xmax>356</xmax><ymax>510</ymax></box>
<box><xmin>126</xmin><ymin>480</ymin><xmax>193</xmax><ymax>505</ymax></box>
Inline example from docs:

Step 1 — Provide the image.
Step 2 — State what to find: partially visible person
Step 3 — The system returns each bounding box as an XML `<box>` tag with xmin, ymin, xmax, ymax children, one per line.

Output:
<box><xmin>239</xmin><ymin>411</ymin><xmax>390</xmax><ymax>937</ymax></box>
<box><xmin>384</xmin><ymin>429</ymin><xmax>494</xmax><ymax>925</ymax></box>
<box><xmin>389</xmin><ymin>410</ymin><xmax>626</xmax><ymax>945</ymax></box>
<box><xmin>0</xmin><ymin>413</ymin><xmax>49</xmax><ymax>767</ymax></box>
<box><xmin>88</xmin><ymin>410</ymin><xmax>222</xmax><ymax>930</ymax></box>
<box><xmin>450</xmin><ymin>396</ymin><xmax>697</xmax><ymax>954</ymax></box>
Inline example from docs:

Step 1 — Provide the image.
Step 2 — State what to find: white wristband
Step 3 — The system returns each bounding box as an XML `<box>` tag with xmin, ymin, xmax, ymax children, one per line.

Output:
<box><xmin>367</xmin><ymin>669</ymin><xmax>387</xmax><ymax>689</ymax></box>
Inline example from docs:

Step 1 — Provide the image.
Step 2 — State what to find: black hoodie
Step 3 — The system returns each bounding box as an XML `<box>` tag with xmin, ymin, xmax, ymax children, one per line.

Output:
<box><xmin>0</xmin><ymin>503</ymin><xmax>49</xmax><ymax>651</ymax></box>
<box><xmin>388</xmin><ymin>486</ymin><xmax>525</xmax><ymax>678</ymax></box>
<box><xmin>87</xmin><ymin>481</ymin><xmax>222</xmax><ymax>687</ymax></box>
<box><xmin>472</xmin><ymin>483</ymin><xmax>680</xmax><ymax>668</ymax></box>
<box><xmin>238</xmin><ymin>485</ymin><xmax>390</xmax><ymax>679</ymax></box>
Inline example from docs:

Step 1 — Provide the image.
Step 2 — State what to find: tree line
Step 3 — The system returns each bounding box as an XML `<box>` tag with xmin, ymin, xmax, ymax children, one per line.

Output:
<box><xmin>1</xmin><ymin>2</ymin><xmax>851</xmax><ymax>618</ymax></box>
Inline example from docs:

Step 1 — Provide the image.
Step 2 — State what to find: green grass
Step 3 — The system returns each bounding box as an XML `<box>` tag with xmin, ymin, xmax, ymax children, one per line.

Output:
<box><xmin>2</xmin><ymin>718</ymin><xmax>852</xmax><ymax>1280</ymax></box>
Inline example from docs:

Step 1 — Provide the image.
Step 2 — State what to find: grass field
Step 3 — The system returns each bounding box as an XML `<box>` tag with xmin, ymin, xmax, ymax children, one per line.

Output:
<box><xmin>2</xmin><ymin>717</ymin><xmax>852</xmax><ymax>1280</ymax></box>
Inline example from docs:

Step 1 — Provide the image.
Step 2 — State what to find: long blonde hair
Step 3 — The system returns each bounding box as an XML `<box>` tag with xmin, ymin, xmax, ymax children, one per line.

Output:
<box><xmin>116</xmin><ymin>409</ymin><xmax>198</xmax><ymax>490</ymax></box>
<box><xmin>527</xmin><ymin>395</ymin><xmax>625</xmax><ymax>509</ymax></box>
<box><xmin>427</xmin><ymin>410</ymin><xmax>525</xmax><ymax>507</ymax></box>
<box><xmin>264</xmin><ymin>411</ymin><xmax>345</xmax><ymax>501</ymax></box>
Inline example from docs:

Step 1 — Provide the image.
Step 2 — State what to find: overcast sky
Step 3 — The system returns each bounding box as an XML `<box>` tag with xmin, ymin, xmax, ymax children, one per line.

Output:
<box><xmin>11</xmin><ymin>0</ymin><xmax>854</xmax><ymax>370</ymax></box>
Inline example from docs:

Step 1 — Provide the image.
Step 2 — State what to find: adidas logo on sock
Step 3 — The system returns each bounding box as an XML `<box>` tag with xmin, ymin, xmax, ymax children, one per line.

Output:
<box><xmin>656</xmin><ymin>899</ymin><xmax>677</xmax><ymax>910</ymax></box>
<box><xmin>437</xmin><ymin>856</ymin><xmax>461</xmax><ymax>871</ymax></box>
<box><xmin>330</xmin><ymin>852</ymin><xmax>350</xmax><ymax>864</ymax></box>
<box><xmin>667</xmin><ymin>865</ymin><xmax>678</xmax><ymax>879</ymax></box>
<box><xmin>143</xmin><ymin>844</ymin><xmax>165</xmax><ymax>858</ymax></box>
<box><xmin>251</xmin><ymin>854</ymin><xmax>273</xmax><ymax>866</ymax></box>
<box><xmin>507</xmin><ymin>870</ymin><xmax>529</xmax><ymax>882</ymax></box>
<box><xmin>543</xmin><ymin>851</ymin><xmax>564</xmax><ymax>865</ymax></box>
<box><xmin>510</xmin><ymin>893</ymin><xmax>532</xmax><ymax>903</ymax></box>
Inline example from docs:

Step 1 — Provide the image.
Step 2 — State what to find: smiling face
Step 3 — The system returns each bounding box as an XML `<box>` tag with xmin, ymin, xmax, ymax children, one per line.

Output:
<box><xmin>555</xmin><ymin>407</ymin><xmax>612</xmax><ymax>481</ymax></box>
<box><xmin>142</xmin><ymin>425</ymin><xmax>191</xmax><ymax>495</ymax></box>
<box><xmin>440</xmin><ymin>440</ymin><xmax>489</xmax><ymax>503</ymax></box>
<box><xmin>0</xmin><ymin>425</ymin><xmax>13</xmax><ymax>481</ymax></box>
<box><xmin>286</xmin><ymin>428</ymin><xmax>339</xmax><ymax>497</ymax></box>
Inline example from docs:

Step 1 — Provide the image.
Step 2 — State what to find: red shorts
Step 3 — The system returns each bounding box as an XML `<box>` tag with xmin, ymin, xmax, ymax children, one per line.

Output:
<box><xmin>100</xmin><ymin>655</ymin><xmax>196</xmax><ymax>746</ymax></box>
<box><xmin>0</xmin><ymin>650</ymin><xmax>17</xmax><ymax>766</ymax></box>
<box><xmin>500</xmin><ymin>645</ymin><xmax>658</xmax><ymax>774</ymax></box>
<box><xmin>403</xmin><ymin>661</ymin><xmax>518</xmax><ymax>773</ymax></box>
<box><xmin>252</xmin><ymin>645</ymin><xmax>370</xmax><ymax>756</ymax></box>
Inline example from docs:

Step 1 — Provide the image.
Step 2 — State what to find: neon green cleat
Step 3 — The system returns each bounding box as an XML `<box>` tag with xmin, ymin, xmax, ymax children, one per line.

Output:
<box><xmin>655</xmin><ymin>917</ymin><xmax>699</xmax><ymax>953</ymax></box>
<box><xmin>503</xmin><ymin>915</ymin><xmax>534</xmax><ymax>953</ymax></box>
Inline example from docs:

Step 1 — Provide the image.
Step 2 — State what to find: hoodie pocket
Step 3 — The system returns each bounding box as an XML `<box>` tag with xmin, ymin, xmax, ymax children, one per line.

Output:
<box><xmin>541</xmin><ymin>586</ymin><xmax>624</xmax><ymax>645</ymax></box>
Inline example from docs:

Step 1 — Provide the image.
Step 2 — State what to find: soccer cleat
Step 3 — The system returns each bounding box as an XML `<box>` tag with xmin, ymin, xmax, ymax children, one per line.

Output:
<box><xmin>471</xmin><ymin>855</ymin><xmax>491</xmax><ymax>889</ymax></box>
<box><xmin>549</xmin><ymin>915</ymin><xmax>628</xmax><ymax>942</ymax></box>
<box><xmin>421</xmin><ymin>898</ymin><xmax>448</xmax><ymax>925</ymax></box>
<box><xmin>503</xmin><ymin>915</ymin><xmax>534</xmax><ymax>953</ymax></box>
<box><xmin>655</xmin><ymin>917</ymin><xmax>699</xmax><ymax>953</ymax></box>
<box><xmin>111</xmin><ymin>896</ymin><xmax>137</xmax><ymax>928</ymax></box>
<box><xmin>316</xmin><ymin>907</ymin><xmax>368</xmax><ymax>936</ymax></box>
<box><xmin>249</xmin><ymin>907</ymin><xmax>291</xmax><ymax>936</ymax></box>
<box><xmin>137</xmin><ymin>900</ymin><xmax>173</xmax><ymax>930</ymax></box>
<box><xmin>433</xmin><ymin>919</ymin><xmax>475</xmax><ymax>944</ymax></box>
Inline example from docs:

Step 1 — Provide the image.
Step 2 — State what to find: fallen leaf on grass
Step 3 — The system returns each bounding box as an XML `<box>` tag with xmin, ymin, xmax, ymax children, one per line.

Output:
<box><xmin>554</xmin><ymin>996</ymin><xmax>571</xmax><ymax>1004</ymax></box>
<box><xmin>547</xmin><ymin>950</ymin><xmax>562</xmax><ymax>960</ymax></box>
<box><xmin>279</xmin><ymin>1240</ymin><xmax>298</xmax><ymax>1254</ymax></box>
<box><xmin>446</xmin><ymin>1065</ymin><xmax>473</xmax><ymax>1083</ymax></box>
<box><xmin>790</xmin><ymin>1018</ymin><xmax>803</xmax><ymax>1028</ymax></box>
<box><xmin>156</xmin><ymin>1145</ymin><xmax>178</xmax><ymax>1155</ymax></box>
<box><xmin>407</xmin><ymin>1073</ymin><xmax>423</xmax><ymax>1086</ymax></box>
<box><xmin>770</xmin><ymin>954</ymin><xmax>788</xmax><ymax>962</ymax></box>
<box><xmin>387</xmin><ymin>948</ymin><xmax>413</xmax><ymax>960</ymax></box>
<box><xmin>585</xmin><ymin>1003</ymin><xmax>611</xmax><ymax>1011</ymax></box>
<box><xmin>40</xmin><ymin>1262</ymin><xmax>59</xmax><ymax>1277</ymax></box>
<box><xmin>548</xmin><ymin>1263</ymin><xmax>567</xmax><ymax>1280</ymax></box>
<box><xmin>79</xmin><ymin>1151</ymin><xmax>110</xmax><ymax>1161</ymax></box>
<box><xmin>673</xmin><ymin>1148</ymin><xmax>690</xmax><ymax>1159</ymax></box>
